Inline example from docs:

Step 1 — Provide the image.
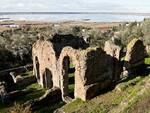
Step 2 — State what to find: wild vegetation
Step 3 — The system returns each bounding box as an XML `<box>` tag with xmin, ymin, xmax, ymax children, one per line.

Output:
<box><xmin>0</xmin><ymin>70</ymin><xmax>65</xmax><ymax>113</ymax></box>
<box><xmin>0</xmin><ymin>19</ymin><xmax>150</xmax><ymax>70</ymax></box>
<box><xmin>60</xmin><ymin>75</ymin><xmax>150</xmax><ymax>113</ymax></box>
<box><xmin>0</xmin><ymin>19</ymin><xmax>150</xmax><ymax>113</ymax></box>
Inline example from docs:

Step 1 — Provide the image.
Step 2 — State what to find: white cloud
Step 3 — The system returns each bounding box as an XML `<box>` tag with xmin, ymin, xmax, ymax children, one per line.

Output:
<box><xmin>0</xmin><ymin>0</ymin><xmax>150</xmax><ymax>12</ymax></box>
<box><xmin>17</xmin><ymin>3</ymin><xmax>24</xmax><ymax>7</ymax></box>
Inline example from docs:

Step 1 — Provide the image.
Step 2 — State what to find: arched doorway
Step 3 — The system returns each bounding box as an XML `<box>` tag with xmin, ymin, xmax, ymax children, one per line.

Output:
<box><xmin>43</xmin><ymin>68</ymin><xmax>53</xmax><ymax>89</ymax></box>
<box><xmin>61</xmin><ymin>56</ymin><xmax>75</xmax><ymax>100</ymax></box>
<box><xmin>35</xmin><ymin>56</ymin><xmax>40</xmax><ymax>82</ymax></box>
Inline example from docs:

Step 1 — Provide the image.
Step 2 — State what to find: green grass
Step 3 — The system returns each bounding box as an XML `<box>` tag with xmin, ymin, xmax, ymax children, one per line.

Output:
<box><xmin>68</xmin><ymin>84</ymin><xmax>74</xmax><ymax>94</ymax></box>
<box><xmin>21</xmin><ymin>83</ymin><xmax>45</xmax><ymax>102</ymax></box>
<box><xmin>123</xmin><ymin>91</ymin><xmax>150</xmax><ymax>113</ymax></box>
<box><xmin>1</xmin><ymin>58</ymin><xmax>149</xmax><ymax>113</ymax></box>
<box><xmin>22</xmin><ymin>70</ymin><xmax>33</xmax><ymax>76</ymax></box>
<box><xmin>70</xmin><ymin>63</ymin><xmax>74</xmax><ymax>68</ymax></box>
<box><xmin>145</xmin><ymin>57</ymin><xmax>150</xmax><ymax>65</ymax></box>
<box><xmin>60</xmin><ymin>76</ymin><xmax>150</xmax><ymax>113</ymax></box>
<box><xmin>0</xmin><ymin>83</ymin><xmax>45</xmax><ymax>113</ymax></box>
<box><xmin>69</xmin><ymin>73</ymin><xmax>74</xmax><ymax>77</ymax></box>
<box><xmin>62</xmin><ymin>99</ymin><xmax>85</xmax><ymax>113</ymax></box>
<box><xmin>0</xmin><ymin>82</ymin><xmax>65</xmax><ymax>113</ymax></box>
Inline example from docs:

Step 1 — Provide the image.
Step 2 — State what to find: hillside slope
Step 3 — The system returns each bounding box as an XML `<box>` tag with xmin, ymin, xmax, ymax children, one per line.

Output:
<box><xmin>57</xmin><ymin>75</ymin><xmax>150</xmax><ymax>113</ymax></box>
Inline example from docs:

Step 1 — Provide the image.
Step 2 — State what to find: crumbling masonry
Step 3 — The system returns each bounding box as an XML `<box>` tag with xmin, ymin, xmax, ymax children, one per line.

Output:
<box><xmin>32</xmin><ymin>34</ymin><xmax>146</xmax><ymax>101</ymax></box>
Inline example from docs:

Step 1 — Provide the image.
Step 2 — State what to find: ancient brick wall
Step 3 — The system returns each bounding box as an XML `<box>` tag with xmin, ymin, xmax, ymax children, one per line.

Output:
<box><xmin>32</xmin><ymin>37</ymin><xmax>146</xmax><ymax>101</ymax></box>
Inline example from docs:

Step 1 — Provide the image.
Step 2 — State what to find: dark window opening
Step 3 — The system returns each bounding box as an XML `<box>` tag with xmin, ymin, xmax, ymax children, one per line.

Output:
<box><xmin>35</xmin><ymin>57</ymin><xmax>40</xmax><ymax>81</ymax></box>
<box><xmin>63</xmin><ymin>56</ymin><xmax>75</xmax><ymax>99</ymax></box>
<box><xmin>43</xmin><ymin>68</ymin><xmax>53</xmax><ymax>89</ymax></box>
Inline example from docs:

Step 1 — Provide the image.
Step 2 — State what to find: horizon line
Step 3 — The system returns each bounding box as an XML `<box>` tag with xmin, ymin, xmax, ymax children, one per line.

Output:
<box><xmin>0</xmin><ymin>12</ymin><xmax>150</xmax><ymax>16</ymax></box>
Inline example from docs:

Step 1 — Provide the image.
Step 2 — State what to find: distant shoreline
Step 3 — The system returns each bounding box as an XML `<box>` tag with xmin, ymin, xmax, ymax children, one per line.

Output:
<box><xmin>0</xmin><ymin>20</ymin><xmax>123</xmax><ymax>32</ymax></box>
<box><xmin>0</xmin><ymin>12</ymin><xmax>150</xmax><ymax>16</ymax></box>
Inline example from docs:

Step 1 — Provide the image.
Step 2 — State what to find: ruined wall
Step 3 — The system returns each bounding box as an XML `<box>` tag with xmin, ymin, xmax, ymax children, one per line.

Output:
<box><xmin>50</xmin><ymin>33</ymin><xmax>89</xmax><ymax>57</ymax></box>
<box><xmin>79</xmin><ymin>48</ymin><xmax>114</xmax><ymax>100</ymax></box>
<box><xmin>32</xmin><ymin>40</ymin><xmax>59</xmax><ymax>88</ymax></box>
<box><xmin>58</xmin><ymin>47</ymin><xmax>84</xmax><ymax>100</ymax></box>
<box><xmin>58</xmin><ymin>47</ymin><xmax>115</xmax><ymax>101</ymax></box>
<box><xmin>32</xmin><ymin>36</ymin><xmax>146</xmax><ymax>101</ymax></box>
<box><xmin>123</xmin><ymin>38</ymin><xmax>146</xmax><ymax>76</ymax></box>
<box><xmin>32</xmin><ymin>34</ymin><xmax>89</xmax><ymax>90</ymax></box>
<box><xmin>146</xmin><ymin>45</ymin><xmax>150</xmax><ymax>55</ymax></box>
<box><xmin>104</xmin><ymin>41</ymin><xmax>122</xmax><ymax>81</ymax></box>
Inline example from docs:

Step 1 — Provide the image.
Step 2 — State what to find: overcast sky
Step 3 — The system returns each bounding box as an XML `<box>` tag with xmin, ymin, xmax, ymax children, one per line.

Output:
<box><xmin>0</xmin><ymin>0</ymin><xmax>150</xmax><ymax>13</ymax></box>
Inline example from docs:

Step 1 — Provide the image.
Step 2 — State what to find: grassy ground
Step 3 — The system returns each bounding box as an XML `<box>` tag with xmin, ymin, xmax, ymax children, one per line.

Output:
<box><xmin>60</xmin><ymin>75</ymin><xmax>150</xmax><ymax>113</ymax></box>
<box><xmin>0</xmin><ymin>82</ymin><xmax>45</xmax><ymax>113</ymax></box>
<box><xmin>0</xmin><ymin>82</ymin><xmax>66</xmax><ymax>113</ymax></box>
<box><xmin>0</xmin><ymin>57</ymin><xmax>149</xmax><ymax>113</ymax></box>
<box><xmin>58</xmin><ymin>57</ymin><xmax>150</xmax><ymax>113</ymax></box>
<box><xmin>0</xmin><ymin>68</ymin><xmax>74</xmax><ymax>113</ymax></box>
<box><xmin>145</xmin><ymin>57</ymin><xmax>150</xmax><ymax>65</ymax></box>
<box><xmin>0</xmin><ymin>79</ymin><xmax>45</xmax><ymax>112</ymax></box>
<box><xmin>0</xmin><ymin>71</ymin><xmax>65</xmax><ymax>113</ymax></box>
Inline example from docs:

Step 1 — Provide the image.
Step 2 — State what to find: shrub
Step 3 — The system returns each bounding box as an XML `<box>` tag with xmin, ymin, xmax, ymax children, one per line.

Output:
<box><xmin>9</xmin><ymin>103</ymin><xmax>31</xmax><ymax>113</ymax></box>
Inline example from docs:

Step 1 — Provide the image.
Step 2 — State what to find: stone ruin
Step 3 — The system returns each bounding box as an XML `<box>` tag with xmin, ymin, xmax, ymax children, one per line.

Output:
<box><xmin>123</xmin><ymin>38</ymin><xmax>146</xmax><ymax>77</ymax></box>
<box><xmin>0</xmin><ymin>64</ymin><xmax>37</xmax><ymax>103</ymax></box>
<box><xmin>32</xmin><ymin>33</ymin><xmax>147</xmax><ymax>102</ymax></box>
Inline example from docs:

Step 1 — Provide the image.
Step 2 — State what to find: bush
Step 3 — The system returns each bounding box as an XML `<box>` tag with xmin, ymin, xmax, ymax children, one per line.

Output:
<box><xmin>9</xmin><ymin>103</ymin><xmax>31</xmax><ymax>113</ymax></box>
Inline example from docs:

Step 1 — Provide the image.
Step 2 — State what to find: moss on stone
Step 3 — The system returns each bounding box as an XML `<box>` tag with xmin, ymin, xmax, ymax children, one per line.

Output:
<box><xmin>60</xmin><ymin>76</ymin><xmax>150</xmax><ymax>113</ymax></box>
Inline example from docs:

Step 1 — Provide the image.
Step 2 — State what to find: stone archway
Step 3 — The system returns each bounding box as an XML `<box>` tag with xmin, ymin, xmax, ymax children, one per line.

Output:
<box><xmin>61</xmin><ymin>56</ymin><xmax>75</xmax><ymax>99</ymax></box>
<box><xmin>59</xmin><ymin>47</ymin><xmax>79</xmax><ymax>102</ymax></box>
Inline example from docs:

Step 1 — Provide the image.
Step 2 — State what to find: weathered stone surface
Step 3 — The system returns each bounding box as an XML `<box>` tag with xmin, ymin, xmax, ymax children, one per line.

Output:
<box><xmin>10</xmin><ymin>72</ymin><xmax>23</xmax><ymax>83</ymax></box>
<box><xmin>0</xmin><ymin>64</ymin><xmax>33</xmax><ymax>77</ymax></box>
<box><xmin>79</xmin><ymin>48</ymin><xmax>115</xmax><ymax>100</ymax></box>
<box><xmin>146</xmin><ymin>45</ymin><xmax>150</xmax><ymax>55</ymax></box>
<box><xmin>0</xmin><ymin>83</ymin><xmax>31</xmax><ymax>103</ymax></box>
<box><xmin>104</xmin><ymin>40</ymin><xmax>122</xmax><ymax>81</ymax></box>
<box><xmin>33</xmin><ymin>35</ymin><xmax>148</xmax><ymax>101</ymax></box>
<box><xmin>51</xmin><ymin>33</ymin><xmax>89</xmax><ymax>55</ymax></box>
<box><xmin>58</xmin><ymin>47</ymin><xmax>116</xmax><ymax>101</ymax></box>
<box><xmin>124</xmin><ymin>38</ymin><xmax>146</xmax><ymax>76</ymax></box>
<box><xmin>10</xmin><ymin>72</ymin><xmax>36</xmax><ymax>86</ymax></box>
<box><xmin>32</xmin><ymin>34</ymin><xmax>118</xmax><ymax>101</ymax></box>
<box><xmin>104</xmin><ymin>40</ymin><xmax>121</xmax><ymax>60</ymax></box>
<box><xmin>6</xmin><ymin>89</ymin><xmax>31</xmax><ymax>101</ymax></box>
<box><xmin>24</xmin><ymin>87</ymin><xmax>61</xmax><ymax>111</ymax></box>
<box><xmin>124</xmin><ymin>38</ymin><xmax>145</xmax><ymax>64</ymax></box>
<box><xmin>0</xmin><ymin>81</ymin><xmax>7</xmax><ymax>103</ymax></box>
<box><xmin>0</xmin><ymin>65</ymin><xmax>33</xmax><ymax>90</ymax></box>
<box><xmin>32</xmin><ymin>40</ymin><xmax>58</xmax><ymax>88</ymax></box>
<box><xmin>58</xmin><ymin>47</ymin><xmax>82</xmax><ymax>101</ymax></box>
<box><xmin>32</xmin><ymin>34</ymin><xmax>89</xmax><ymax>89</ymax></box>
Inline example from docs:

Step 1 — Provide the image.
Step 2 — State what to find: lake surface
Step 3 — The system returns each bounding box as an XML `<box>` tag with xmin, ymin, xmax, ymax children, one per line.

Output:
<box><xmin>0</xmin><ymin>13</ymin><xmax>150</xmax><ymax>22</ymax></box>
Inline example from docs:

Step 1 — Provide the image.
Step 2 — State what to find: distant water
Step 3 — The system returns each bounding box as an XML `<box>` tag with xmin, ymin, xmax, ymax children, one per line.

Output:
<box><xmin>0</xmin><ymin>13</ymin><xmax>150</xmax><ymax>22</ymax></box>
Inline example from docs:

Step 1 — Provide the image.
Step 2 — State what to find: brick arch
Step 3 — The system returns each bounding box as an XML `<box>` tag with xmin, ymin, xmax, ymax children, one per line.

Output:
<box><xmin>32</xmin><ymin>40</ymin><xmax>58</xmax><ymax>87</ymax></box>
<box><xmin>58</xmin><ymin>47</ymin><xmax>85</xmax><ymax>101</ymax></box>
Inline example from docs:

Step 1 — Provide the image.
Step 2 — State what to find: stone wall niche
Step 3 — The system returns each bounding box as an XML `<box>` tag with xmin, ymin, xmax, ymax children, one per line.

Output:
<box><xmin>34</xmin><ymin>56</ymin><xmax>40</xmax><ymax>83</ymax></box>
<box><xmin>43</xmin><ymin>68</ymin><xmax>53</xmax><ymax>89</ymax></box>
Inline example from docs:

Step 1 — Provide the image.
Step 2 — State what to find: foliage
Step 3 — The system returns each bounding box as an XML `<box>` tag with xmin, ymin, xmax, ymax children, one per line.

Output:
<box><xmin>1</xmin><ymin>19</ymin><xmax>150</xmax><ymax>70</ymax></box>
<box><xmin>116</xmin><ymin>19</ymin><xmax>150</xmax><ymax>48</ymax></box>
<box><xmin>8</xmin><ymin>103</ymin><xmax>31</xmax><ymax>113</ymax></box>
